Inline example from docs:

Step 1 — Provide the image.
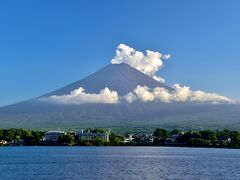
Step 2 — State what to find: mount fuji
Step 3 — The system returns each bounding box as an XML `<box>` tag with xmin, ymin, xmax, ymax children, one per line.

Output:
<box><xmin>0</xmin><ymin>63</ymin><xmax>240</xmax><ymax>131</ymax></box>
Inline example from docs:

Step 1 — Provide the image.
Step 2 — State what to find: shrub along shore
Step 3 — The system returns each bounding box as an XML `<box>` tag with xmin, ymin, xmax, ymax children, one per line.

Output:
<box><xmin>0</xmin><ymin>128</ymin><xmax>239</xmax><ymax>148</ymax></box>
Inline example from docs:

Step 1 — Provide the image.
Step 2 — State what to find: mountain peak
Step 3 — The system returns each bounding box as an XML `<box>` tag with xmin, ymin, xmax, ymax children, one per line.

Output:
<box><xmin>44</xmin><ymin>63</ymin><xmax>171</xmax><ymax>97</ymax></box>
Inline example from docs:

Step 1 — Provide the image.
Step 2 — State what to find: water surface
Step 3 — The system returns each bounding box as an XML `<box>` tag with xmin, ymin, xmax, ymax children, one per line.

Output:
<box><xmin>0</xmin><ymin>146</ymin><xmax>239</xmax><ymax>179</ymax></box>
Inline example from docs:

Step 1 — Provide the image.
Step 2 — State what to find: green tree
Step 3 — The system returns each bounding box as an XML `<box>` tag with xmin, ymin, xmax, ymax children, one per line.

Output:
<box><xmin>217</xmin><ymin>129</ymin><xmax>231</xmax><ymax>140</ymax></box>
<box><xmin>200</xmin><ymin>130</ymin><xmax>217</xmax><ymax>141</ymax></box>
<box><xmin>95</xmin><ymin>137</ymin><xmax>105</xmax><ymax>146</ymax></box>
<box><xmin>153</xmin><ymin>128</ymin><xmax>169</xmax><ymax>139</ymax></box>
<box><xmin>189</xmin><ymin>138</ymin><xmax>210</xmax><ymax>146</ymax></box>
<box><xmin>177</xmin><ymin>131</ymin><xmax>201</xmax><ymax>144</ymax></box>
<box><xmin>0</xmin><ymin>130</ymin><xmax>3</xmax><ymax>139</ymax></box>
<box><xmin>6</xmin><ymin>130</ymin><xmax>14</xmax><ymax>141</ymax></box>
<box><xmin>109</xmin><ymin>133</ymin><xmax>124</xmax><ymax>145</ymax></box>
<box><xmin>84</xmin><ymin>129</ymin><xmax>106</xmax><ymax>133</ymax></box>
<box><xmin>60</xmin><ymin>134</ymin><xmax>76</xmax><ymax>145</ymax></box>
<box><xmin>171</xmin><ymin>129</ymin><xmax>182</xmax><ymax>135</ymax></box>
<box><xmin>230</xmin><ymin>131</ymin><xmax>240</xmax><ymax>147</ymax></box>
<box><xmin>32</xmin><ymin>131</ymin><xmax>44</xmax><ymax>142</ymax></box>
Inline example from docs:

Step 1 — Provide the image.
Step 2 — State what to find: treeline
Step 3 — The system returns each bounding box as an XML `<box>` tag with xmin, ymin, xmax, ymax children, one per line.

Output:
<box><xmin>0</xmin><ymin>128</ymin><xmax>124</xmax><ymax>146</ymax></box>
<box><xmin>0</xmin><ymin>128</ymin><xmax>240</xmax><ymax>148</ymax></box>
<box><xmin>0</xmin><ymin>128</ymin><xmax>44</xmax><ymax>146</ymax></box>
<box><xmin>151</xmin><ymin>128</ymin><xmax>240</xmax><ymax>148</ymax></box>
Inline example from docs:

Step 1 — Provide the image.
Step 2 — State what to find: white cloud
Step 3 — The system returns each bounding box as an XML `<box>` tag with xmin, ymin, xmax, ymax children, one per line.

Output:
<box><xmin>132</xmin><ymin>86</ymin><xmax>155</xmax><ymax>102</ymax></box>
<box><xmin>40</xmin><ymin>85</ymin><xmax>231</xmax><ymax>105</ymax></box>
<box><xmin>40</xmin><ymin>87</ymin><xmax>119</xmax><ymax>105</ymax></box>
<box><xmin>163</xmin><ymin>54</ymin><xmax>171</xmax><ymax>59</ymax></box>
<box><xmin>123</xmin><ymin>85</ymin><xmax>231</xmax><ymax>104</ymax></box>
<box><xmin>153</xmin><ymin>76</ymin><xmax>166</xmax><ymax>83</ymax></box>
<box><xmin>122</xmin><ymin>92</ymin><xmax>137</xmax><ymax>103</ymax></box>
<box><xmin>111</xmin><ymin>44</ymin><xmax>168</xmax><ymax>81</ymax></box>
<box><xmin>111</xmin><ymin>44</ymin><xmax>231</xmax><ymax>104</ymax></box>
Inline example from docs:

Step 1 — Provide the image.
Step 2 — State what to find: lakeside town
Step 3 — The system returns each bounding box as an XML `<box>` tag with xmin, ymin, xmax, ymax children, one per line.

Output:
<box><xmin>0</xmin><ymin>128</ymin><xmax>239</xmax><ymax>148</ymax></box>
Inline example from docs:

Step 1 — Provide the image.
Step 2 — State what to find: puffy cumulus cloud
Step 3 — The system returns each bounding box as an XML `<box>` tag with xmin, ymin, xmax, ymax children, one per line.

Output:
<box><xmin>40</xmin><ymin>85</ymin><xmax>231</xmax><ymax>105</ymax></box>
<box><xmin>122</xmin><ymin>92</ymin><xmax>137</xmax><ymax>104</ymax></box>
<box><xmin>40</xmin><ymin>87</ymin><xmax>119</xmax><ymax>105</ymax></box>
<box><xmin>132</xmin><ymin>86</ymin><xmax>155</xmax><ymax>102</ymax></box>
<box><xmin>123</xmin><ymin>85</ymin><xmax>231</xmax><ymax>104</ymax></box>
<box><xmin>111</xmin><ymin>44</ymin><xmax>231</xmax><ymax>104</ymax></box>
<box><xmin>111</xmin><ymin>44</ymin><xmax>170</xmax><ymax>80</ymax></box>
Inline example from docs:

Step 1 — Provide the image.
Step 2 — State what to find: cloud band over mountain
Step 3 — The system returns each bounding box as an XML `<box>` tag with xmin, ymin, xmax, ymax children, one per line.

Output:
<box><xmin>40</xmin><ymin>44</ymin><xmax>232</xmax><ymax>105</ymax></box>
<box><xmin>123</xmin><ymin>84</ymin><xmax>231</xmax><ymax>103</ymax></box>
<box><xmin>41</xmin><ymin>84</ymin><xmax>231</xmax><ymax>104</ymax></box>
<box><xmin>40</xmin><ymin>87</ymin><xmax>119</xmax><ymax>105</ymax></box>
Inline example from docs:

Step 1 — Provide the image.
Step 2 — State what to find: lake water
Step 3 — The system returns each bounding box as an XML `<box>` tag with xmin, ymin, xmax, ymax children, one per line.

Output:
<box><xmin>0</xmin><ymin>147</ymin><xmax>239</xmax><ymax>180</ymax></box>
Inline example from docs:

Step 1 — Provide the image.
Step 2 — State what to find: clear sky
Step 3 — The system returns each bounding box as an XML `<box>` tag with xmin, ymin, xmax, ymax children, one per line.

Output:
<box><xmin>1</xmin><ymin>0</ymin><xmax>240</xmax><ymax>106</ymax></box>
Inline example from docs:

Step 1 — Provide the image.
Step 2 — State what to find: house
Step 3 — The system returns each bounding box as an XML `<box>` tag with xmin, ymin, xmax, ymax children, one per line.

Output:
<box><xmin>0</xmin><ymin>140</ymin><xmax>8</xmax><ymax>146</ymax></box>
<box><xmin>219</xmin><ymin>137</ymin><xmax>232</xmax><ymax>145</ymax></box>
<box><xmin>165</xmin><ymin>132</ymin><xmax>185</xmax><ymax>144</ymax></box>
<box><xmin>124</xmin><ymin>134</ymin><xmax>134</xmax><ymax>143</ymax></box>
<box><xmin>166</xmin><ymin>134</ymin><xmax>180</xmax><ymax>143</ymax></box>
<box><xmin>77</xmin><ymin>130</ymin><xmax>109</xmax><ymax>142</ymax></box>
<box><xmin>8</xmin><ymin>139</ymin><xmax>25</xmax><ymax>146</ymax></box>
<box><xmin>135</xmin><ymin>134</ymin><xmax>154</xmax><ymax>143</ymax></box>
<box><xmin>43</xmin><ymin>130</ymin><xmax>66</xmax><ymax>142</ymax></box>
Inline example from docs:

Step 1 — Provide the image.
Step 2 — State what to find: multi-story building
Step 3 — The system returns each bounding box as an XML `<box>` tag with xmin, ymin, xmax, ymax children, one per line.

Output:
<box><xmin>77</xmin><ymin>130</ymin><xmax>109</xmax><ymax>142</ymax></box>
<box><xmin>43</xmin><ymin>130</ymin><xmax>66</xmax><ymax>142</ymax></box>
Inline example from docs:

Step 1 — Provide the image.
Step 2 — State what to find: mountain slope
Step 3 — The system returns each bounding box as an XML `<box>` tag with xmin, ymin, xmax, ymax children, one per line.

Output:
<box><xmin>43</xmin><ymin>63</ymin><xmax>171</xmax><ymax>97</ymax></box>
<box><xmin>0</xmin><ymin>101</ymin><xmax>240</xmax><ymax>131</ymax></box>
<box><xmin>0</xmin><ymin>63</ymin><xmax>240</xmax><ymax>131</ymax></box>
<box><xmin>0</xmin><ymin>63</ymin><xmax>171</xmax><ymax>110</ymax></box>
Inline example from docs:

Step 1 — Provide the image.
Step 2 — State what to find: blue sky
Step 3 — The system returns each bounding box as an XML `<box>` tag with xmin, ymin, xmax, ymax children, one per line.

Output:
<box><xmin>1</xmin><ymin>0</ymin><xmax>240</xmax><ymax>106</ymax></box>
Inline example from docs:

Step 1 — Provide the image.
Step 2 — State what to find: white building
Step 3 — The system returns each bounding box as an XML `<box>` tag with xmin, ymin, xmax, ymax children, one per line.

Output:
<box><xmin>0</xmin><ymin>140</ymin><xmax>8</xmax><ymax>146</ymax></box>
<box><xmin>124</xmin><ymin>134</ymin><xmax>134</xmax><ymax>143</ymax></box>
<box><xmin>77</xmin><ymin>130</ymin><xmax>109</xmax><ymax>142</ymax></box>
<box><xmin>43</xmin><ymin>130</ymin><xmax>66</xmax><ymax>142</ymax></box>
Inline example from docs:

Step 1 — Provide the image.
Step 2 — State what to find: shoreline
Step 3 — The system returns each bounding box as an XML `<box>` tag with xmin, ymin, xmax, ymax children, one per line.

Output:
<box><xmin>1</xmin><ymin>145</ymin><xmax>239</xmax><ymax>149</ymax></box>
